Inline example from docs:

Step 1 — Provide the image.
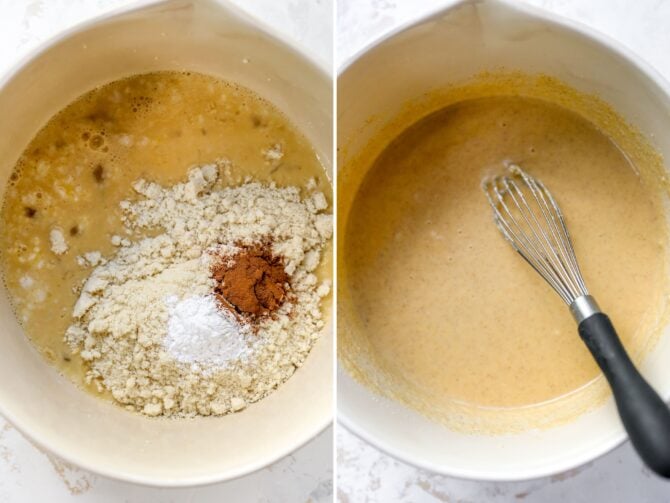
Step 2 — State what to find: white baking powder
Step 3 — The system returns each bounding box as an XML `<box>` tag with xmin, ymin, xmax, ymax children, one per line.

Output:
<box><xmin>164</xmin><ymin>294</ymin><xmax>249</xmax><ymax>371</ymax></box>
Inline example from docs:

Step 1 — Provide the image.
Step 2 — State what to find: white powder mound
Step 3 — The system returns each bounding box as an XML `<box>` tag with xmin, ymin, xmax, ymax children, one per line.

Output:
<box><xmin>164</xmin><ymin>294</ymin><xmax>249</xmax><ymax>371</ymax></box>
<box><xmin>65</xmin><ymin>161</ymin><xmax>332</xmax><ymax>417</ymax></box>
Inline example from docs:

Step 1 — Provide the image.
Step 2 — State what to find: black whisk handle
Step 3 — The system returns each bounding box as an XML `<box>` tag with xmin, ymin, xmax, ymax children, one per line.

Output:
<box><xmin>579</xmin><ymin>313</ymin><xmax>670</xmax><ymax>478</ymax></box>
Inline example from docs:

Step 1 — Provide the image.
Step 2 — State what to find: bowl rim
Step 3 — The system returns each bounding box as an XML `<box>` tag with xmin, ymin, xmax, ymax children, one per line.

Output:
<box><xmin>0</xmin><ymin>0</ymin><xmax>333</xmax><ymax>487</ymax></box>
<box><xmin>336</xmin><ymin>0</ymin><xmax>670</xmax><ymax>482</ymax></box>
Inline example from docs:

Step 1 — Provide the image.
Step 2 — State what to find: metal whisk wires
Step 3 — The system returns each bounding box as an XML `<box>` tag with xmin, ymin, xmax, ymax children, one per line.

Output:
<box><xmin>482</xmin><ymin>165</ymin><xmax>588</xmax><ymax>306</ymax></box>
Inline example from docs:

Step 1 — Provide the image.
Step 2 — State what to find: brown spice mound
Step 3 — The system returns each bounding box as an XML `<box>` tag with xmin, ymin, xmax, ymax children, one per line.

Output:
<box><xmin>212</xmin><ymin>245</ymin><xmax>289</xmax><ymax>318</ymax></box>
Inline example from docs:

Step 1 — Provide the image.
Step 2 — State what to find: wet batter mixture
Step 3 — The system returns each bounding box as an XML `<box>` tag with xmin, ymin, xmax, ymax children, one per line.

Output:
<box><xmin>341</xmin><ymin>92</ymin><xmax>670</xmax><ymax>431</ymax></box>
<box><xmin>0</xmin><ymin>71</ymin><xmax>331</xmax><ymax>398</ymax></box>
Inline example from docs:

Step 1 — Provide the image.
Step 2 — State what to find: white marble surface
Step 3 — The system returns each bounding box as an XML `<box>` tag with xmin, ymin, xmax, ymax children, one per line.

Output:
<box><xmin>0</xmin><ymin>1</ymin><xmax>332</xmax><ymax>501</ymax></box>
<box><xmin>336</xmin><ymin>0</ymin><xmax>670</xmax><ymax>501</ymax></box>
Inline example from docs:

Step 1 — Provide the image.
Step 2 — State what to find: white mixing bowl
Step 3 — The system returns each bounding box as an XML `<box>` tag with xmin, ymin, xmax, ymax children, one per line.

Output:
<box><xmin>338</xmin><ymin>0</ymin><xmax>670</xmax><ymax>481</ymax></box>
<box><xmin>0</xmin><ymin>0</ymin><xmax>332</xmax><ymax>486</ymax></box>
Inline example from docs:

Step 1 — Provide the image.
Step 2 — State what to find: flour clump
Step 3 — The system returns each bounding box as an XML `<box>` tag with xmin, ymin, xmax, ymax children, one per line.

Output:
<box><xmin>65</xmin><ymin>161</ymin><xmax>332</xmax><ymax>417</ymax></box>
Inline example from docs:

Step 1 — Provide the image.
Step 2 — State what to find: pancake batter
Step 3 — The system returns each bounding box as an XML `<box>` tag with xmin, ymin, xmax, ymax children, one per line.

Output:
<box><xmin>342</xmin><ymin>94</ymin><xmax>669</xmax><ymax>430</ymax></box>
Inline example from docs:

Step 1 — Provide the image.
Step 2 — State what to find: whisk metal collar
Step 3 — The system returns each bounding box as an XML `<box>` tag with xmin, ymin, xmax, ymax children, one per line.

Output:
<box><xmin>569</xmin><ymin>295</ymin><xmax>601</xmax><ymax>324</ymax></box>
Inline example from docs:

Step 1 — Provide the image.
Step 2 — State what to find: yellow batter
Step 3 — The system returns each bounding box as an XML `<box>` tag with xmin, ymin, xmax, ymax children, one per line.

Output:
<box><xmin>340</xmin><ymin>82</ymin><xmax>670</xmax><ymax>432</ymax></box>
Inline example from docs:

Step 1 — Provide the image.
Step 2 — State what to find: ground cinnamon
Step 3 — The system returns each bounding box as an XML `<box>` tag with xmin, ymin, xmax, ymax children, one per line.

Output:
<box><xmin>212</xmin><ymin>245</ymin><xmax>289</xmax><ymax>318</ymax></box>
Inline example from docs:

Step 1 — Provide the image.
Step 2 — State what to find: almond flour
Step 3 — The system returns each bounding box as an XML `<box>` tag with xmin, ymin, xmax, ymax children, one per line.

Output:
<box><xmin>65</xmin><ymin>162</ymin><xmax>332</xmax><ymax>417</ymax></box>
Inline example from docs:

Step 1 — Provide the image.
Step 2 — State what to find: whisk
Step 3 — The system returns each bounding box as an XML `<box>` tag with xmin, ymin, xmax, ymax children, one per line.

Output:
<box><xmin>483</xmin><ymin>165</ymin><xmax>670</xmax><ymax>478</ymax></box>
